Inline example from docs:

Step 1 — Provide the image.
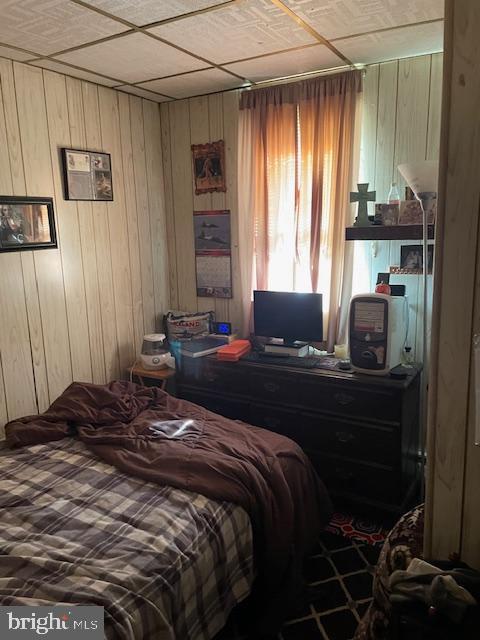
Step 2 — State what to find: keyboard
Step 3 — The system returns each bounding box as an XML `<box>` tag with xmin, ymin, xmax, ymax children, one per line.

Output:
<box><xmin>241</xmin><ymin>352</ymin><xmax>341</xmax><ymax>370</ymax></box>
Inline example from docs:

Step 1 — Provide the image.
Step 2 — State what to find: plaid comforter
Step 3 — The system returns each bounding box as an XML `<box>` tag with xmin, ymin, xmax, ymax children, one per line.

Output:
<box><xmin>0</xmin><ymin>438</ymin><xmax>254</xmax><ymax>639</ymax></box>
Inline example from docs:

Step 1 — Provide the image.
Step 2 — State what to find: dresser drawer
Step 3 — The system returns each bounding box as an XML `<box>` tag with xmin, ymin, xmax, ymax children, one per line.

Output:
<box><xmin>178</xmin><ymin>387</ymin><xmax>251</xmax><ymax>422</ymax></box>
<box><xmin>249</xmin><ymin>371</ymin><xmax>299</xmax><ymax>405</ymax></box>
<box><xmin>300</xmin><ymin>379</ymin><xmax>401</xmax><ymax>423</ymax></box>
<box><xmin>249</xmin><ymin>404</ymin><xmax>301</xmax><ymax>440</ymax></box>
<box><xmin>310</xmin><ymin>454</ymin><xmax>400</xmax><ymax>503</ymax></box>
<box><xmin>299</xmin><ymin>413</ymin><xmax>398</xmax><ymax>467</ymax></box>
<box><xmin>179</xmin><ymin>360</ymin><xmax>247</xmax><ymax>395</ymax></box>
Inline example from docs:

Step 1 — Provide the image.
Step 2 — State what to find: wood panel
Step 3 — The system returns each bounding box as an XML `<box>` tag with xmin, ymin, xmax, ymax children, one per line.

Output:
<box><xmin>143</xmin><ymin>99</ymin><xmax>169</xmax><ymax>329</ymax></box>
<box><xmin>425</xmin><ymin>0</ymin><xmax>480</xmax><ymax>565</ymax></box>
<box><xmin>0</xmin><ymin>58</ymin><xmax>168</xmax><ymax>434</ymax></box>
<box><xmin>161</xmin><ymin>89</ymin><xmax>244</xmax><ymax>331</ymax></box>
<box><xmin>44</xmin><ymin>71</ymin><xmax>92</xmax><ymax>383</ymax></box>
<box><xmin>98</xmin><ymin>86</ymin><xmax>135</xmax><ymax>374</ymax></box>
<box><xmin>130</xmin><ymin>96</ymin><xmax>156</xmax><ymax>334</ymax></box>
<box><xmin>14</xmin><ymin>62</ymin><xmax>73</xmax><ymax>404</ymax></box>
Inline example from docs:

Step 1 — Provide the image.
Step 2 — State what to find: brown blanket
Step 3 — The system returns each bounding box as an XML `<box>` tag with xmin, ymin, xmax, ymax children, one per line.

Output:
<box><xmin>6</xmin><ymin>381</ymin><xmax>332</xmax><ymax>629</ymax></box>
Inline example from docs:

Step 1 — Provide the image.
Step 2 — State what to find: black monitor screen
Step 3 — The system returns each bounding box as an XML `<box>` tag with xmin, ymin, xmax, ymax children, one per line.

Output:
<box><xmin>253</xmin><ymin>290</ymin><xmax>323</xmax><ymax>343</ymax></box>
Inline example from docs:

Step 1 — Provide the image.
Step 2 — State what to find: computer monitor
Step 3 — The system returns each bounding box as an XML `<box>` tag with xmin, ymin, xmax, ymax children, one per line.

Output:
<box><xmin>253</xmin><ymin>290</ymin><xmax>323</xmax><ymax>345</ymax></box>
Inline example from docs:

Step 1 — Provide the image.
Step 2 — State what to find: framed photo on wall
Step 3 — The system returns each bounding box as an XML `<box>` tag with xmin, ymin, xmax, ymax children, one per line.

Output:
<box><xmin>62</xmin><ymin>148</ymin><xmax>113</xmax><ymax>201</ymax></box>
<box><xmin>191</xmin><ymin>140</ymin><xmax>226</xmax><ymax>195</ymax></box>
<box><xmin>0</xmin><ymin>196</ymin><xmax>57</xmax><ymax>252</ymax></box>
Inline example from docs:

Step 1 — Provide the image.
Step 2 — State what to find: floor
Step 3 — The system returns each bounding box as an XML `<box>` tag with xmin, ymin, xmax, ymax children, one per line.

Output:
<box><xmin>219</xmin><ymin>515</ymin><xmax>385</xmax><ymax>640</ymax></box>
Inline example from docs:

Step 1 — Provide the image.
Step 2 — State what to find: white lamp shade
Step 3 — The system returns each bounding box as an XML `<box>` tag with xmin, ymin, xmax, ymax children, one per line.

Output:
<box><xmin>398</xmin><ymin>161</ymin><xmax>439</xmax><ymax>195</ymax></box>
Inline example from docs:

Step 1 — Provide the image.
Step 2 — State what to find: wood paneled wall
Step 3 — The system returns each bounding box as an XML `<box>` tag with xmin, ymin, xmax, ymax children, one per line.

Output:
<box><xmin>0</xmin><ymin>59</ymin><xmax>168</xmax><ymax>436</ymax></box>
<box><xmin>160</xmin><ymin>92</ymin><xmax>242</xmax><ymax>332</ymax></box>
<box><xmin>425</xmin><ymin>0</ymin><xmax>480</xmax><ymax>569</ymax></box>
<box><xmin>355</xmin><ymin>53</ymin><xmax>443</xmax><ymax>361</ymax></box>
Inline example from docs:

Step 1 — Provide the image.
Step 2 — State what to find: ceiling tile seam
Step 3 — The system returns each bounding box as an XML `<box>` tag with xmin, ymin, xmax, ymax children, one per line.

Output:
<box><xmin>26</xmin><ymin>57</ymin><xmax>129</xmax><ymax>86</ymax></box>
<box><xmin>269</xmin><ymin>0</ymin><xmax>353</xmax><ymax>66</ymax></box>
<box><xmin>329</xmin><ymin>18</ymin><xmax>445</xmax><ymax>43</ymax></box>
<box><xmin>68</xmin><ymin>0</ymin><xmax>250</xmax><ymax>84</ymax></box>
<box><xmin>116</xmin><ymin>86</ymin><xmax>175</xmax><ymax>101</ymax></box>
<box><xmin>0</xmin><ymin>41</ymin><xmax>43</xmax><ymax>58</ymax></box>
<box><xmin>71</xmin><ymin>0</ymin><xmax>240</xmax><ymax>31</ymax></box>
<box><xmin>217</xmin><ymin>42</ymin><xmax>324</xmax><ymax>67</ymax></box>
<box><xmin>130</xmin><ymin>67</ymin><xmax>215</xmax><ymax>86</ymax></box>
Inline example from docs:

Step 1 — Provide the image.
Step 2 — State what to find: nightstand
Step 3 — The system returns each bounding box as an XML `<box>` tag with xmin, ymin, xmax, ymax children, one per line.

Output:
<box><xmin>128</xmin><ymin>363</ymin><xmax>176</xmax><ymax>391</ymax></box>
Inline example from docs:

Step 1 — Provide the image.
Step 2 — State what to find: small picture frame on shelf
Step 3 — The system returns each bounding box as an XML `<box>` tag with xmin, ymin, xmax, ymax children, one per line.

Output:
<box><xmin>374</xmin><ymin>203</ymin><xmax>399</xmax><ymax>226</ymax></box>
<box><xmin>390</xmin><ymin>244</ymin><xmax>434</xmax><ymax>274</ymax></box>
<box><xmin>0</xmin><ymin>196</ymin><xmax>57</xmax><ymax>252</ymax></box>
<box><xmin>398</xmin><ymin>200</ymin><xmax>423</xmax><ymax>225</ymax></box>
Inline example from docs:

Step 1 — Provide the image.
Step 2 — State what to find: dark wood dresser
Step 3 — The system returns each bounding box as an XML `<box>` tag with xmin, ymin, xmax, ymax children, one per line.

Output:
<box><xmin>176</xmin><ymin>355</ymin><xmax>421</xmax><ymax>515</ymax></box>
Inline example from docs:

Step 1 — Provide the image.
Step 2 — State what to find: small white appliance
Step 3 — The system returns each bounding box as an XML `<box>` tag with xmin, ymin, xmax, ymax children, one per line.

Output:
<box><xmin>140</xmin><ymin>333</ymin><xmax>170</xmax><ymax>370</ymax></box>
<box><xmin>349</xmin><ymin>293</ymin><xmax>406</xmax><ymax>375</ymax></box>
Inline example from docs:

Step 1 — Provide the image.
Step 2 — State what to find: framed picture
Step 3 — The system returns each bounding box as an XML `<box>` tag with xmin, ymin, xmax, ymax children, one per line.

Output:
<box><xmin>398</xmin><ymin>198</ymin><xmax>437</xmax><ymax>225</ymax></box>
<box><xmin>374</xmin><ymin>203</ymin><xmax>399</xmax><ymax>226</ymax></box>
<box><xmin>390</xmin><ymin>244</ymin><xmax>434</xmax><ymax>274</ymax></box>
<box><xmin>62</xmin><ymin>148</ymin><xmax>113</xmax><ymax>201</ymax></box>
<box><xmin>0</xmin><ymin>196</ymin><xmax>57</xmax><ymax>252</ymax></box>
<box><xmin>191</xmin><ymin>140</ymin><xmax>226</xmax><ymax>195</ymax></box>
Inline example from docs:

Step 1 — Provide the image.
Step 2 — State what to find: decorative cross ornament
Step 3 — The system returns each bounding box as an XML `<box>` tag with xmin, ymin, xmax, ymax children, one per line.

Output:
<box><xmin>350</xmin><ymin>183</ymin><xmax>376</xmax><ymax>227</ymax></box>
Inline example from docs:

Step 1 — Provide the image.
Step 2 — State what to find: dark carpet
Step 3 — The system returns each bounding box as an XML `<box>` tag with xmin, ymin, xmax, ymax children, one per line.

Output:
<box><xmin>218</xmin><ymin>523</ymin><xmax>383</xmax><ymax>640</ymax></box>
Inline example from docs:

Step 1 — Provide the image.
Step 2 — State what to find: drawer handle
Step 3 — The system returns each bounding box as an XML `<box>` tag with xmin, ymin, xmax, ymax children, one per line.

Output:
<box><xmin>333</xmin><ymin>392</ymin><xmax>354</xmax><ymax>406</ymax></box>
<box><xmin>205</xmin><ymin>373</ymin><xmax>218</xmax><ymax>383</ymax></box>
<box><xmin>263</xmin><ymin>381</ymin><xmax>280</xmax><ymax>393</ymax></box>
<box><xmin>335</xmin><ymin>431</ymin><xmax>355</xmax><ymax>444</ymax></box>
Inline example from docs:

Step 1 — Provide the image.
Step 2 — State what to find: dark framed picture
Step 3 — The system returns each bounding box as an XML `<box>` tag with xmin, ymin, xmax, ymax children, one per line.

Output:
<box><xmin>0</xmin><ymin>196</ymin><xmax>57</xmax><ymax>252</ymax></box>
<box><xmin>390</xmin><ymin>244</ymin><xmax>434</xmax><ymax>274</ymax></box>
<box><xmin>62</xmin><ymin>148</ymin><xmax>113</xmax><ymax>201</ymax></box>
<box><xmin>191</xmin><ymin>140</ymin><xmax>226</xmax><ymax>195</ymax></box>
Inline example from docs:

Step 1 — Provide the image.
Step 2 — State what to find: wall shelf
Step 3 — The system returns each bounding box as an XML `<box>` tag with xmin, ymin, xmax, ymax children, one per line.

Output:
<box><xmin>345</xmin><ymin>224</ymin><xmax>435</xmax><ymax>241</ymax></box>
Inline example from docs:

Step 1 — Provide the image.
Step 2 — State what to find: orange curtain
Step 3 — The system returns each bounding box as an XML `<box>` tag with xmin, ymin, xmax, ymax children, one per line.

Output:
<box><xmin>238</xmin><ymin>70</ymin><xmax>362</xmax><ymax>350</ymax></box>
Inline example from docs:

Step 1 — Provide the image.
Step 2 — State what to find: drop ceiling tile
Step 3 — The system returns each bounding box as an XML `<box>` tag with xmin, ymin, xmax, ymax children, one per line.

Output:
<box><xmin>225</xmin><ymin>45</ymin><xmax>344</xmax><ymax>82</ymax></box>
<box><xmin>82</xmin><ymin>0</ymin><xmax>232</xmax><ymax>26</ymax></box>
<box><xmin>116</xmin><ymin>85</ymin><xmax>172</xmax><ymax>102</ymax></box>
<box><xmin>334</xmin><ymin>21</ymin><xmax>443</xmax><ymax>64</ymax></box>
<box><xmin>0</xmin><ymin>0</ymin><xmax>127</xmax><ymax>56</ymax></box>
<box><xmin>56</xmin><ymin>32</ymin><xmax>206</xmax><ymax>84</ymax></box>
<box><xmin>149</xmin><ymin>0</ymin><xmax>316</xmax><ymax>64</ymax></box>
<box><xmin>282</xmin><ymin>0</ymin><xmax>444</xmax><ymax>40</ymax></box>
<box><xmin>138</xmin><ymin>68</ymin><xmax>246</xmax><ymax>99</ymax></box>
<box><xmin>0</xmin><ymin>45</ymin><xmax>34</xmax><ymax>62</ymax></box>
<box><xmin>29</xmin><ymin>59</ymin><xmax>119</xmax><ymax>86</ymax></box>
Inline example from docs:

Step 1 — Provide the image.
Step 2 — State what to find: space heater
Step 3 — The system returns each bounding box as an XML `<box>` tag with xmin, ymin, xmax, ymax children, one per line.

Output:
<box><xmin>349</xmin><ymin>293</ymin><xmax>406</xmax><ymax>375</ymax></box>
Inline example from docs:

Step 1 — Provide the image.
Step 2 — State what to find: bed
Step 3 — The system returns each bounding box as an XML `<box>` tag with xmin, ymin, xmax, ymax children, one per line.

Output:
<box><xmin>0</xmin><ymin>380</ymin><xmax>331</xmax><ymax>639</ymax></box>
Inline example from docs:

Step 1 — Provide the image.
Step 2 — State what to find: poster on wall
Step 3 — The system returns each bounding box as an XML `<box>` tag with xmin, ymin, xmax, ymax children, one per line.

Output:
<box><xmin>193</xmin><ymin>209</ymin><xmax>232</xmax><ymax>298</ymax></box>
<box><xmin>191</xmin><ymin>140</ymin><xmax>226</xmax><ymax>195</ymax></box>
<box><xmin>62</xmin><ymin>148</ymin><xmax>113</xmax><ymax>201</ymax></box>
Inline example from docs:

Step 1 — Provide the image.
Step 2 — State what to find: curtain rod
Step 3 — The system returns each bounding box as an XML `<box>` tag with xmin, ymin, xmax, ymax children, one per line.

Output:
<box><xmin>245</xmin><ymin>65</ymin><xmax>365</xmax><ymax>91</ymax></box>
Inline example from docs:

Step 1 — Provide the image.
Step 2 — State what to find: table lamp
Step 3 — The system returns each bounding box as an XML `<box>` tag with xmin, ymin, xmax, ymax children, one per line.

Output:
<box><xmin>398</xmin><ymin>160</ymin><xmax>438</xmax><ymax>497</ymax></box>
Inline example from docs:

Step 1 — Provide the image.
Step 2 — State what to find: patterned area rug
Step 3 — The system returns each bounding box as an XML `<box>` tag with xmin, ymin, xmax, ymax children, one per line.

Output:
<box><xmin>326</xmin><ymin>512</ymin><xmax>389</xmax><ymax>546</ymax></box>
<box><xmin>218</xmin><ymin>514</ymin><xmax>388</xmax><ymax>640</ymax></box>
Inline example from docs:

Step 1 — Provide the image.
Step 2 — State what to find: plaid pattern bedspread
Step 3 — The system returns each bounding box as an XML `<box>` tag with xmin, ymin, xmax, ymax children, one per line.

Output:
<box><xmin>0</xmin><ymin>438</ymin><xmax>254</xmax><ymax>639</ymax></box>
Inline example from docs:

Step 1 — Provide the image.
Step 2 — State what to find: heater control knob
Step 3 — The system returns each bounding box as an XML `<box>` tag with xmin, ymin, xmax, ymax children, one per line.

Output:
<box><xmin>152</xmin><ymin>357</ymin><xmax>160</xmax><ymax>365</ymax></box>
